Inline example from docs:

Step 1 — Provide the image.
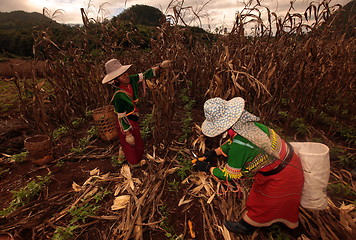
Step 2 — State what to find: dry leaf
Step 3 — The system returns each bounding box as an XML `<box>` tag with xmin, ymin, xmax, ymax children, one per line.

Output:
<box><xmin>146</xmin><ymin>153</ymin><xmax>154</xmax><ymax>161</ymax></box>
<box><xmin>178</xmin><ymin>195</ymin><xmax>193</xmax><ymax>206</ymax></box>
<box><xmin>83</xmin><ymin>176</ymin><xmax>94</xmax><ymax>186</ymax></box>
<box><xmin>121</xmin><ymin>164</ymin><xmax>134</xmax><ymax>190</ymax></box>
<box><xmin>72</xmin><ymin>181</ymin><xmax>83</xmax><ymax>192</ymax></box>
<box><xmin>340</xmin><ymin>203</ymin><xmax>355</xmax><ymax>213</ymax></box>
<box><xmin>181</xmin><ymin>176</ymin><xmax>190</xmax><ymax>184</ymax></box>
<box><xmin>133</xmin><ymin>215</ymin><xmax>143</xmax><ymax>240</ymax></box>
<box><xmin>83</xmin><ymin>186</ymin><xmax>98</xmax><ymax>199</ymax></box>
<box><xmin>298</xmin><ymin>234</ymin><xmax>311</xmax><ymax>240</ymax></box>
<box><xmin>36</xmin><ymin>81</ymin><xmax>45</xmax><ymax>90</ymax></box>
<box><xmin>207</xmin><ymin>193</ymin><xmax>216</xmax><ymax>204</ymax></box>
<box><xmin>154</xmin><ymin>157</ymin><xmax>165</xmax><ymax>163</ymax></box>
<box><xmin>217</xmin><ymin>225</ymin><xmax>231</xmax><ymax>240</ymax></box>
<box><xmin>111</xmin><ymin>195</ymin><xmax>130</xmax><ymax>210</ymax></box>
<box><xmin>191</xmin><ymin>185</ymin><xmax>204</xmax><ymax>195</ymax></box>
<box><xmin>166</xmin><ymin>167</ymin><xmax>178</xmax><ymax>175</ymax></box>
<box><xmin>90</xmin><ymin>168</ymin><xmax>100</xmax><ymax>175</ymax></box>
<box><xmin>100</xmin><ymin>173</ymin><xmax>110</xmax><ymax>180</ymax></box>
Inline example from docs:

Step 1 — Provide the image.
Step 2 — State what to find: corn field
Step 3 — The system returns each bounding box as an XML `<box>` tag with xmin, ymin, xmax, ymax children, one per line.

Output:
<box><xmin>15</xmin><ymin>0</ymin><xmax>353</xmax><ymax>144</ymax></box>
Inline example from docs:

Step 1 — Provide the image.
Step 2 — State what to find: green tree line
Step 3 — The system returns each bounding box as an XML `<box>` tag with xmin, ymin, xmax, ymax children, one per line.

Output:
<box><xmin>0</xmin><ymin>5</ymin><xmax>211</xmax><ymax>59</ymax></box>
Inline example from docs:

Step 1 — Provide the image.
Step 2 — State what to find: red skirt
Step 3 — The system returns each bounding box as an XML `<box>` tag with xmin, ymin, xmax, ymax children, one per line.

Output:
<box><xmin>117</xmin><ymin>119</ymin><xmax>144</xmax><ymax>166</ymax></box>
<box><xmin>243</xmin><ymin>141</ymin><xmax>304</xmax><ymax>229</ymax></box>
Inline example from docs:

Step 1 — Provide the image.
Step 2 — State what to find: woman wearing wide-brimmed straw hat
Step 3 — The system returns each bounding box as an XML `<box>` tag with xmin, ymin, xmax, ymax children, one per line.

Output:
<box><xmin>195</xmin><ymin>97</ymin><xmax>304</xmax><ymax>235</ymax></box>
<box><xmin>102</xmin><ymin>58</ymin><xmax>171</xmax><ymax>167</ymax></box>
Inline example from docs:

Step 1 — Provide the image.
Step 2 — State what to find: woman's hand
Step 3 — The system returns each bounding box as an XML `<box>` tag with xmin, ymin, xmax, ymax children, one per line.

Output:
<box><xmin>125</xmin><ymin>132</ymin><xmax>135</xmax><ymax>145</ymax></box>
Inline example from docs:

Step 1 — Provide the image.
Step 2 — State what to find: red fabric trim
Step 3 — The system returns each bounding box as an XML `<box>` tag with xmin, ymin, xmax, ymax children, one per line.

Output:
<box><xmin>120</xmin><ymin>84</ymin><xmax>134</xmax><ymax>98</ymax></box>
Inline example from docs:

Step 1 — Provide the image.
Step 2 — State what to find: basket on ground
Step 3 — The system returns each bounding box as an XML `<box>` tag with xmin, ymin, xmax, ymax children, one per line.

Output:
<box><xmin>24</xmin><ymin>135</ymin><xmax>53</xmax><ymax>165</ymax></box>
<box><xmin>92</xmin><ymin>105</ymin><xmax>118</xmax><ymax>141</ymax></box>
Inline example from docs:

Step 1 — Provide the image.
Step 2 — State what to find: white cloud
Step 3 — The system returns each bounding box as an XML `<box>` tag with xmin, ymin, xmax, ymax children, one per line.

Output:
<box><xmin>0</xmin><ymin>0</ymin><xmax>351</xmax><ymax>29</ymax></box>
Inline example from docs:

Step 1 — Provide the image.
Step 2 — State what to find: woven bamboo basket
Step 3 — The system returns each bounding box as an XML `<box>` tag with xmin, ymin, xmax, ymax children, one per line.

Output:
<box><xmin>24</xmin><ymin>135</ymin><xmax>53</xmax><ymax>165</ymax></box>
<box><xmin>92</xmin><ymin>105</ymin><xmax>118</xmax><ymax>141</ymax></box>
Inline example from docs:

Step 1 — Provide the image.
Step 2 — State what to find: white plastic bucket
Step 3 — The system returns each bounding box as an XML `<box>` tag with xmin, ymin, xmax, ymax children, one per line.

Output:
<box><xmin>290</xmin><ymin>142</ymin><xmax>330</xmax><ymax>210</ymax></box>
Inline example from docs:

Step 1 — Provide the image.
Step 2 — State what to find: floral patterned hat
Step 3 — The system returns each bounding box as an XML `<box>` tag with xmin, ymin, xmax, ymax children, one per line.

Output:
<box><xmin>202</xmin><ymin>97</ymin><xmax>245</xmax><ymax>137</ymax></box>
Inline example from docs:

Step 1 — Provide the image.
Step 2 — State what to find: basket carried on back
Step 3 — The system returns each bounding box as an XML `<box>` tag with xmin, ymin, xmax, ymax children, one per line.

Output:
<box><xmin>24</xmin><ymin>135</ymin><xmax>53</xmax><ymax>165</ymax></box>
<box><xmin>92</xmin><ymin>105</ymin><xmax>118</xmax><ymax>141</ymax></box>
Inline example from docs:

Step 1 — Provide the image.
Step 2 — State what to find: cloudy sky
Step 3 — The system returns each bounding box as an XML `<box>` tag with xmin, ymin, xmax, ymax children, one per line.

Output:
<box><xmin>0</xmin><ymin>0</ymin><xmax>351</xmax><ymax>30</ymax></box>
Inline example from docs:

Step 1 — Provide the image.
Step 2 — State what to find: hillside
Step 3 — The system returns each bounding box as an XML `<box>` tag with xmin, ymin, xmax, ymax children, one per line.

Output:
<box><xmin>0</xmin><ymin>10</ymin><xmax>60</xmax><ymax>30</ymax></box>
<box><xmin>0</xmin><ymin>11</ymin><xmax>71</xmax><ymax>57</ymax></box>
<box><xmin>0</xmin><ymin>8</ymin><xmax>212</xmax><ymax>59</ymax></box>
<box><xmin>322</xmin><ymin>0</ymin><xmax>356</xmax><ymax>37</ymax></box>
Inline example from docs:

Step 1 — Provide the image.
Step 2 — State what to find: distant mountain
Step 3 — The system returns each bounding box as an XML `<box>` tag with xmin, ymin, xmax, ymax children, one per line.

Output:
<box><xmin>331</xmin><ymin>0</ymin><xmax>355</xmax><ymax>37</ymax></box>
<box><xmin>0</xmin><ymin>11</ymin><xmax>71</xmax><ymax>57</ymax></box>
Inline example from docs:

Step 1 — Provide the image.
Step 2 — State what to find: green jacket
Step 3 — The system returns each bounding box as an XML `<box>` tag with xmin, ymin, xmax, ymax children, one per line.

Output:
<box><xmin>212</xmin><ymin>122</ymin><xmax>271</xmax><ymax>180</ymax></box>
<box><xmin>112</xmin><ymin>68</ymin><xmax>156</xmax><ymax>131</ymax></box>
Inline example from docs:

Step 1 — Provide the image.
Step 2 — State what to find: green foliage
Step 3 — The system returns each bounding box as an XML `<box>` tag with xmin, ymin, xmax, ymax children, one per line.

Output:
<box><xmin>0</xmin><ymin>167</ymin><xmax>10</xmax><ymax>177</ymax></box>
<box><xmin>70</xmin><ymin>127</ymin><xmax>98</xmax><ymax>154</ymax></box>
<box><xmin>327</xmin><ymin>183</ymin><xmax>356</xmax><ymax>198</ymax></box>
<box><xmin>337</xmin><ymin>152</ymin><xmax>354</xmax><ymax>169</ymax></box>
<box><xmin>55</xmin><ymin>160</ymin><xmax>65</xmax><ymax>167</ymax></box>
<box><xmin>281</xmin><ymin>98</ymin><xmax>289</xmax><ymax>106</ymax></box>
<box><xmin>168</xmin><ymin>179</ymin><xmax>180</xmax><ymax>192</ymax></box>
<box><xmin>87</xmin><ymin>126</ymin><xmax>98</xmax><ymax>137</ymax></box>
<box><xmin>79</xmin><ymin>136</ymin><xmax>90</xmax><ymax>147</ymax></box>
<box><xmin>0</xmin><ymin>173</ymin><xmax>51</xmax><ymax>216</ymax></box>
<box><xmin>159</xmin><ymin>204</ymin><xmax>168</xmax><ymax>216</ymax></box>
<box><xmin>336</xmin><ymin>127</ymin><xmax>356</xmax><ymax>146</ymax></box>
<box><xmin>53</xmin><ymin>187</ymin><xmax>110</xmax><ymax>239</ymax></box>
<box><xmin>179</xmin><ymin>89</ymin><xmax>195</xmax><ymax>142</ymax></box>
<box><xmin>330</xmin><ymin>147</ymin><xmax>355</xmax><ymax>169</ymax></box>
<box><xmin>0</xmin><ymin>11</ymin><xmax>72</xmax><ymax>57</ymax></box>
<box><xmin>267</xmin><ymin>224</ymin><xmax>291</xmax><ymax>240</ymax></box>
<box><xmin>0</xmin><ymin>57</ymin><xmax>8</xmax><ymax>62</ymax></box>
<box><xmin>316</xmin><ymin>110</ymin><xmax>332</xmax><ymax>125</ymax></box>
<box><xmin>116</xmin><ymin>5</ymin><xmax>165</xmax><ymax>26</ymax></box>
<box><xmin>71</xmin><ymin>118</ymin><xmax>84</xmax><ymax>128</ymax></box>
<box><xmin>92</xmin><ymin>187</ymin><xmax>112</xmax><ymax>203</ymax></box>
<box><xmin>180</xmin><ymin>116</ymin><xmax>193</xmax><ymax>141</ymax></box>
<box><xmin>0</xmin><ymin>78</ymin><xmax>21</xmax><ymax>116</ymax></box>
<box><xmin>277</xmin><ymin>111</ymin><xmax>288</xmax><ymax>119</ymax></box>
<box><xmin>165</xmin><ymin>232</ymin><xmax>183</xmax><ymax>240</ymax></box>
<box><xmin>141</xmin><ymin>113</ymin><xmax>154</xmax><ymax>139</ymax></box>
<box><xmin>52</xmin><ymin>225</ymin><xmax>79</xmax><ymax>240</ymax></box>
<box><xmin>158</xmin><ymin>204</ymin><xmax>176</xmax><ymax>238</ymax></box>
<box><xmin>85</xmin><ymin>110</ymin><xmax>93</xmax><ymax>118</ymax></box>
<box><xmin>70</xmin><ymin>136</ymin><xmax>91</xmax><ymax>154</ymax></box>
<box><xmin>11</xmin><ymin>151</ymin><xmax>28</xmax><ymax>163</ymax></box>
<box><xmin>176</xmin><ymin>154</ymin><xmax>192</xmax><ymax>180</ymax></box>
<box><xmin>111</xmin><ymin>155</ymin><xmax>123</xmax><ymax>167</ymax></box>
<box><xmin>291</xmin><ymin>118</ymin><xmax>309</xmax><ymax>136</ymax></box>
<box><xmin>52</xmin><ymin>126</ymin><xmax>69</xmax><ymax>139</ymax></box>
<box><xmin>69</xmin><ymin>203</ymin><xmax>99</xmax><ymax>224</ymax></box>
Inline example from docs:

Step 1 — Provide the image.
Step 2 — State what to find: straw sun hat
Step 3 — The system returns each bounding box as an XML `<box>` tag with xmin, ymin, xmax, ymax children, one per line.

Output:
<box><xmin>202</xmin><ymin>97</ymin><xmax>245</xmax><ymax>137</ymax></box>
<box><xmin>102</xmin><ymin>59</ymin><xmax>132</xmax><ymax>84</ymax></box>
